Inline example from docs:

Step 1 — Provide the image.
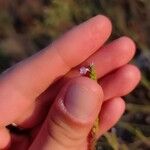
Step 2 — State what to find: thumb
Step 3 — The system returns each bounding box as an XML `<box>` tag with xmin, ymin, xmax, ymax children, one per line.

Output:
<box><xmin>29</xmin><ymin>77</ymin><xmax>103</xmax><ymax>150</ymax></box>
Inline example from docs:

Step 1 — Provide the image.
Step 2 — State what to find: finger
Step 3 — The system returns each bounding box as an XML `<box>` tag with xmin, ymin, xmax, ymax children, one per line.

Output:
<box><xmin>98</xmin><ymin>97</ymin><xmax>125</xmax><ymax>137</ymax></box>
<box><xmin>15</xmin><ymin>37</ymin><xmax>137</xmax><ymax>128</ymax></box>
<box><xmin>0</xmin><ymin>15</ymin><xmax>111</xmax><ymax>98</ymax></box>
<box><xmin>0</xmin><ymin>128</ymin><xmax>11</xmax><ymax>149</ymax></box>
<box><xmin>29</xmin><ymin>77</ymin><xmax>103</xmax><ymax>150</ymax></box>
<box><xmin>0</xmin><ymin>15</ymin><xmax>111</xmax><ymax>126</ymax></box>
<box><xmin>65</xmin><ymin>36</ymin><xmax>136</xmax><ymax>79</ymax></box>
<box><xmin>84</xmin><ymin>36</ymin><xmax>136</xmax><ymax>78</ymax></box>
<box><xmin>100</xmin><ymin>64</ymin><xmax>141</xmax><ymax>100</ymax></box>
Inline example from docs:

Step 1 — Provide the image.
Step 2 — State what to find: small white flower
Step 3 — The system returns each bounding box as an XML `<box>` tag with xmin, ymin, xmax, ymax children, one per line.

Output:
<box><xmin>79</xmin><ymin>67</ymin><xmax>90</xmax><ymax>75</ymax></box>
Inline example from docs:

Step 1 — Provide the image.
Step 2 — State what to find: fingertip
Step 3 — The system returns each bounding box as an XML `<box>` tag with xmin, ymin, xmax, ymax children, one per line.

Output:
<box><xmin>70</xmin><ymin>77</ymin><xmax>104</xmax><ymax>99</ymax></box>
<box><xmin>120</xmin><ymin>36</ymin><xmax>136</xmax><ymax>50</ymax></box>
<box><xmin>98</xmin><ymin>97</ymin><xmax>125</xmax><ymax>136</ymax></box>
<box><xmin>116</xmin><ymin>64</ymin><xmax>141</xmax><ymax>96</ymax></box>
<box><xmin>117</xmin><ymin>36</ymin><xmax>136</xmax><ymax>60</ymax></box>
<box><xmin>82</xmin><ymin>15</ymin><xmax>112</xmax><ymax>47</ymax></box>
<box><xmin>101</xmin><ymin>64</ymin><xmax>141</xmax><ymax>100</ymax></box>
<box><xmin>52</xmin><ymin>76</ymin><xmax>104</xmax><ymax>126</ymax></box>
<box><xmin>92</xmin><ymin>15</ymin><xmax>112</xmax><ymax>32</ymax></box>
<box><xmin>100</xmin><ymin>97</ymin><xmax>125</xmax><ymax>120</ymax></box>
<box><xmin>110</xmin><ymin>97</ymin><xmax>126</xmax><ymax>113</ymax></box>
<box><xmin>53</xmin><ymin>15</ymin><xmax>112</xmax><ymax>68</ymax></box>
<box><xmin>120</xmin><ymin>64</ymin><xmax>141</xmax><ymax>86</ymax></box>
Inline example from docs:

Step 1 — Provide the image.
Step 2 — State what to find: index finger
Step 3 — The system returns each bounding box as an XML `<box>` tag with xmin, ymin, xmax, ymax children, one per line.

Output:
<box><xmin>0</xmin><ymin>15</ymin><xmax>111</xmax><ymax>126</ymax></box>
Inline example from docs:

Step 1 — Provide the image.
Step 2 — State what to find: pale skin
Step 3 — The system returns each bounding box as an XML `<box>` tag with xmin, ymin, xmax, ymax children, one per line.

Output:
<box><xmin>0</xmin><ymin>15</ymin><xmax>141</xmax><ymax>150</ymax></box>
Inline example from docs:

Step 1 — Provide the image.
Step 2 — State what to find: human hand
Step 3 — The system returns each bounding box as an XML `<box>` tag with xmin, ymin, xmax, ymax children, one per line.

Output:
<box><xmin>0</xmin><ymin>15</ymin><xmax>140</xmax><ymax>150</ymax></box>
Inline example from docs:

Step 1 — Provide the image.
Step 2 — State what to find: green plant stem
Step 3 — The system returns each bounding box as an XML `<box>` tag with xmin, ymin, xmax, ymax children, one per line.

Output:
<box><xmin>89</xmin><ymin>64</ymin><xmax>99</xmax><ymax>150</ymax></box>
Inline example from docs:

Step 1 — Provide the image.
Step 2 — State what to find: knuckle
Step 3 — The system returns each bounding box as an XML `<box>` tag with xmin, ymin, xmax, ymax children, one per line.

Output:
<box><xmin>47</xmin><ymin>114</ymin><xmax>86</xmax><ymax>148</ymax></box>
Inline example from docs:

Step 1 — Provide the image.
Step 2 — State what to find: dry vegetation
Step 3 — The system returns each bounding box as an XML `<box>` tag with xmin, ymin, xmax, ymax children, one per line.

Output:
<box><xmin>0</xmin><ymin>0</ymin><xmax>150</xmax><ymax>149</ymax></box>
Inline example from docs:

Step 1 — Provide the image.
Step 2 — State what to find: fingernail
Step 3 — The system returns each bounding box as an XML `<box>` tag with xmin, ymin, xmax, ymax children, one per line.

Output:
<box><xmin>64</xmin><ymin>81</ymin><xmax>101</xmax><ymax>120</ymax></box>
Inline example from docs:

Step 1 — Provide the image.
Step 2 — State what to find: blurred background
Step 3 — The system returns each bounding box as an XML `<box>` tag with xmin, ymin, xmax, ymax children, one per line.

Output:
<box><xmin>0</xmin><ymin>0</ymin><xmax>149</xmax><ymax>149</ymax></box>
